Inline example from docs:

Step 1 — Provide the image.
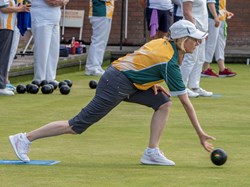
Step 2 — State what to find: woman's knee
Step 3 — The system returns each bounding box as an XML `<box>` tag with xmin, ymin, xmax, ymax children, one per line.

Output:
<box><xmin>157</xmin><ymin>101</ymin><xmax>172</xmax><ymax>112</ymax></box>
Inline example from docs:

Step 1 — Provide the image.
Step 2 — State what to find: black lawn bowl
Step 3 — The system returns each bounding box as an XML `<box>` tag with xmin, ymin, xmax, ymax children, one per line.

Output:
<box><xmin>89</xmin><ymin>80</ymin><xmax>97</xmax><ymax>89</ymax></box>
<box><xmin>60</xmin><ymin>85</ymin><xmax>71</xmax><ymax>95</ymax></box>
<box><xmin>41</xmin><ymin>85</ymin><xmax>52</xmax><ymax>94</ymax></box>
<box><xmin>31</xmin><ymin>80</ymin><xmax>40</xmax><ymax>87</ymax></box>
<box><xmin>40</xmin><ymin>80</ymin><xmax>49</xmax><ymax>87</ymax></box>
<box><xmin>28</xmin><ymin>84</ymin><xmax>39</xmax><ymax>94</ymax></box>
<box><xmin>48</xmin><ymin>81</ymin><xmax>58</xmax><ymax>90</ymax></box>
<box><xmin>211</xmin><ymin>148</ymin><xmax>227</xmax><ymax>166</ymax></box>
<box><xmin>16</xmin><ymin>84</ymin><xmax>26</xmax><ymax>94</ymax></box>
<box><xmin>64</xmin><ymin>79</ymin><xmax>73</xmax><ymax>87</ymax></box>
<box><xmin>58</xmin><ymin>81</ymin><xmax>67</xmax><ymax>89</ymax></box>
<box><xmin>26</xmin><ymin>84</ymin><xmax>33</xmax><ymax>93</ymax></box>
<box><xmin>48</xmin><ymin>84</ymin><xmax>54</xmax><ymax>93</ymax></box>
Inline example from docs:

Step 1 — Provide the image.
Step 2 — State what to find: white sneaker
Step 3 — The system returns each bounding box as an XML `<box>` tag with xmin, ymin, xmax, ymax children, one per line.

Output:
<box><xmin>187</xmin><ymin>88</ymin><xmax>199</xmax><ymax>98</ymax></box>
<box><xmin>0</xmin><ymin>88</ymin><xmax>14</xmax><ymax>96</ymax></box>
<box><xmin>9</xmin><ymin>133</ymin><xmax>31</xmax><ymax>162</ymax></box>
<box><xmin>85</xmin><ymin>69</ymin><xmax>104</xmax><ymax>76</ymax></box>
<box><xmin>6</xmin><ymin>83</ymin><xmax>16</xmax><ymax>92</ymax></box>
<box><xmin>192</xmin><ymin>88</ymin><xmax>213</xmax><ymax>97</ymax></box>
<box><xmin>140</xmin><ymin>148</ymin><xmax>175</xmax><ymax>166</ymax></box>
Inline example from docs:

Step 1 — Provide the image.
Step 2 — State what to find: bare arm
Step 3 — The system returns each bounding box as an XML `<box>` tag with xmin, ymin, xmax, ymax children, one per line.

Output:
<box><xmin>207</xmin><ymin>2</ymin><xmax>220</xmax><ymax>27</ymax></box>
<box><xmin>178</xmin><ymin>93</ymin><xmax>216</xmax><ymax>152</ymax></box>
<box><xmin>226</xmin><ymin>10</ymin><xmax>234</xmax><ymax>19</ymax></box>
<box><xmin>0</xmin><ymin>3</ymin><xmax>30</xmax><ymax>13</ymax></box>
<box><xmin>182</xmin><ymin>1</ymin><xmax>195</xmax><ymax>24</ymax></box>
<box><xmin>45</xmin><ymin>0</ymin><xmax>69</xmax><ymax>7</ymax></box>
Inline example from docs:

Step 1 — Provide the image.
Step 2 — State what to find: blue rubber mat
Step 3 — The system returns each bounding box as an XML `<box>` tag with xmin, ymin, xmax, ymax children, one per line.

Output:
<box><xmin>0</xmin><ymin>160</ymin><xmax>60</xmax><ymax>165</ymax></box>
<box><xmin>211</xmin><ymin>94</ymin><xmax>222</xmax><ymax>98</ymax></box>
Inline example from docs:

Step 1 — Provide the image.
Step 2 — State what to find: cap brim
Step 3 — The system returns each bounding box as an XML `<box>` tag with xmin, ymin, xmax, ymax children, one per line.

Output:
<box><xmin>190</xmin><ymin>30</ymin><xmax>208</xmax><ymax>40</ymax></box>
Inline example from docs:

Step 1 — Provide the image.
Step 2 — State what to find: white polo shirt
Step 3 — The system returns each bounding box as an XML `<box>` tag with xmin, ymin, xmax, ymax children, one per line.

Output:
<box><xmin>182</xmin><ymin>0</ymin><xmax>208</xmax><ymax>32</ymax></box>
<box><xmin>147</xmin><ymin>0</ymin><xmax>173</xmax><ymax>11</ymax></box>
<box><xmin>31</xmin><ymin>0</ymin><xmax>61</xmax><ymax>24</ymax></box>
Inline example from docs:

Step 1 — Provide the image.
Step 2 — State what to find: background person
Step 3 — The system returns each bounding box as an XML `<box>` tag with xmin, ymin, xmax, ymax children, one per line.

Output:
<box><xmin>201</xmin><ymin>0</ymin><xmax>236</xmax><ymax>78</ymax></box>
<box><xmin>0</xmin><ymin>0</ymin><xmax>30</xmax><ymax>96</ymax></box>
<box><xmin>31</xmin><ymin>0</ymin><xmax>69</xmax><ymax>84</ymax></box>
<box><xmin>138</xmin><ymin>0</ymin><xmax>173</xmax><ymax>40</ymax></box>
<box><xmin>6</xmin><ymin>25</ymin><xmax>21</xmax><ymax>92</ymax></box>
<box><xmin>172</xmin><ymin>0</ymin><xmax>183</xmax><ymax>23</ymax></box>
<box><xmin>85</xmin><ymin>0</ymin><xmax>115</xmax><ymax>76</ymax></box>
<box><xmin>9</xmin><ymin>20</ymin><xmax>215</xmax><ymax>166</ymax></box>
<box><xmin>180</xmin><ymin>0</ymin><xmax>213</xmax><ymax>98</ymax></box>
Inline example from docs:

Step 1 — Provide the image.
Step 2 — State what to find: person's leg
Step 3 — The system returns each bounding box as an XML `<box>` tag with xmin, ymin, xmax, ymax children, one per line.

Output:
<box><xmin>180</xmin><ymin>52</ymin><xmax>201</xmax><ymax>97</ymax></box>
<box><xmin>157</xmin><ymin>9</ymin><xmax>172</xmax><ymax>38</ymax></box>
<box><xmin>126</xmin><ymin>89</ymin><xmax>172</xmax><ymax>148</ymax></box>
<box><xmin>98</xmin><ymin>18</ymin><xmax>112</xmax><ymax>72</ymax></box>
<box><xmin>0</xmin><ymin>30</ymin><xmax>14</xmax><ymax>95</ymax></box>
<box><xmin>126</xmin><ymin>89</ymin><xmax>175</xmax><ymax>165</ymax></box>
<box><xmin>32</xmin><ymin>22</ymin><xmax>53</xmax><ymax>82</ymax></box>
<box><xmin>9</xmin><ymin>66</ymin><xmax>137</xmax><ymax>161</ymax></box>
<box><xmin>46</xmin><ymin>24</ymin><xmax>60</xmax><ymax>81</ymax></box>
<box><xmin>188</xmin><ymin>42</ymin><xmax>204</xmax><ymax>89</ymax></box>
<box><xmin>27</xmin><ymin>121</ymin><xmax>75</xmax><ymax>142</ymax></box>
<box><xmin>7</xmin><ymin>26</ymin><xmax>20</xmax><ymax>81</ymax></box>
<box><xmin>180</xmin><ymin>51</ymin><xmax>196</xmax><ymax>87</ymax></box>
<box><xmin>85</xmin><ymin>17</ymin><xmax>112</xmax><ymax>75</ymax></box>
<box><xmin>145</xmin><ymin>7</ymin><xmax>153</xmax><ymax>41</ymax></box>
<box><xmin>215</xmin><ymin>21</ymin><xmax>236</xmax><ymax>77</ymax></box>
<box><xmin>190</xmin><ymin>41</ymin><xmax>213</xmax><ymax>96</ymax></box>
<box><xmin>148</xmin><ymin>102</ymin><xmax>171</xmax><ymax>148</ymax></box>
<box><xmin>215</xmin><ymin>21</ymin><xmax>226</xmax><ymax>72</ymax></box>
<box><xmin>203</xmin><ymin>18</ymin><xmax>220</xmax><ymax>72</ymax></box>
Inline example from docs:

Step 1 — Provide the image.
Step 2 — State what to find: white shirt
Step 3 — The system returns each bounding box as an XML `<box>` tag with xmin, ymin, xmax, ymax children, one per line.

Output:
<box><xmin>173</xmin><ymin>0</ymin><xmax>183</xmax><ymax>17</ymax></box>
<box><xmin>31</xmin><ymin>0</ymin><xmax>61</xmax><ymax>24</ymax></box>
<box><xmin>147</xmin><ymin>0</ymin><xmax>173</xmax><ymax>11</ymax></box>
<box><xmin>182</xmin><ymin>0</ymin><xmax>208</xmax><ymax>32</ymax></box>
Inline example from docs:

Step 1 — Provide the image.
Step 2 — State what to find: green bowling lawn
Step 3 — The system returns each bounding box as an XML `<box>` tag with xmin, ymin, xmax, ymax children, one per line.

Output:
<box><xmin>0</xmin><ymin>63</ymin><xmax>250</xmax><ymax>187</ymax></box>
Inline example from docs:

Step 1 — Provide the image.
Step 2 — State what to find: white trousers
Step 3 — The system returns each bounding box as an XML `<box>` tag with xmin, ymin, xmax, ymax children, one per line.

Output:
<box><xmin>205</xmin><ymin>18</ymin><xmax>226</xmax><ymax>63</ymax></box>
<box><xmin>8</xmin><ymin>26</ymin><xmax>20</xmax><ymax>71</ymax></box>
<box><xmin>180</xmin><ymin>39</ymin><xmax>205</xmax><ymax>89</ymax></box>
<box><xmin>32</xmin><ymin>20</ymin><xmax>60</xmax><ymax>82</ymax></box>
<box><xmin>85</xmin><ymin>17</ymin><xmax>112</xmax><ymax>72</ymax></box>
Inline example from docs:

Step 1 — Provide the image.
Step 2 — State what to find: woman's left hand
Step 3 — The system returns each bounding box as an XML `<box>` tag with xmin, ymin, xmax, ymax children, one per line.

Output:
<box><xmin>152</xmin><ymin>84</ymin><xmax>170</xmax><ymax>97</ymax></box>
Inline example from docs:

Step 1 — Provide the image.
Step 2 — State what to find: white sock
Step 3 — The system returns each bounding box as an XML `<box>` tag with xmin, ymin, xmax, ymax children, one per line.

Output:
<box><xmin>146</xmin><ymin>147</ymin><xmax>159</xmax><ymax>154</ymax></box>
<box><xmin>22</xmin><ymin>133</ymin><xmax>31</xmax><ymax>144</ymax></box>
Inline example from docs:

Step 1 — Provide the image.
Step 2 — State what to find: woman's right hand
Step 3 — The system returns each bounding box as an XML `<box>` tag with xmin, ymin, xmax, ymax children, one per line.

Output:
<box><xmin>19</xmin><ymin>3</ymin><xmax>31</xmax><ymax>12</ymax></box>
<box><xmin>199</xmin><ymin>132</ymin><xmax>216</xmax><ymax>152</ymax></box>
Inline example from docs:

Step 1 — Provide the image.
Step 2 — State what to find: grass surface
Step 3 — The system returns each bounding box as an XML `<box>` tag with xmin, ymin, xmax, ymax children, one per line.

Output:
<box><xmin>0</xmin><ymin>64</ymin><xmax>250</xmax><ymax>187</ymax></box>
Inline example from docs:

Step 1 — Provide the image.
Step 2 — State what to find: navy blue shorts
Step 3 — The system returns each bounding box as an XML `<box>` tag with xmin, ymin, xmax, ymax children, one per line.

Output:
<box><xmin>69</xmin><ymin>66</ymin><xmax>170</xmax><ymax>134</ymax></box>
<box><xmin>146</xmin><ymin>8</ymin><xmax>172</xmax><ymax>32</ymax></box>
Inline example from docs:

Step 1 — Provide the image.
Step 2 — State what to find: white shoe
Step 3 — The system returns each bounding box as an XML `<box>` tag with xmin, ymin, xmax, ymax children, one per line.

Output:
<box><xmin>192</xmin><ymin>88</ymin><xmax>213</xmax><ymax>97</ymax></box>
<box><xmin>9</xmin><ymin>133</ymin><xmax>31</xmax><ymax>162</ymax></box>
<box><xmin>0</xmin><ymin>88</ymin><xmax>14</xmax><ymax>96</ymax></box>
<box><xmin>97</xmin><ymin>67</ymin><xmax>105</xmax><ymax>74</ymax></box>
<box><xmin>85</xmin><ymin>69</ymin><xmax>104</xmax><ymax>76</ymax></box>
<box><xmin>187</xmin><ymin>88</ymin><xmax>199</xmax><ymax>98</ymax></box>
<box><xmin>140</xmin><ymin>148</ymin><xmax>175</xmax><ymax>166</ymax></box>
<box><xmin>6</xmin><ymin>83</ymin><xmax>16</xmax><ymax>92</ymax></box>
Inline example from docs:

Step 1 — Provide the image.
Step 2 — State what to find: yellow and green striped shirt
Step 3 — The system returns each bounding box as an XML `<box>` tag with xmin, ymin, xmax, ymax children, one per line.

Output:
<box><xmin>0</xmin><ymin>0</ymin><xmax>22</xmax><ymax>30</ymax></box>
<box><xmin>89</xmin><ymin>0</ymin><xmax>115</xmax><ymax>18</ymax></box>
<box><xmin>207</xmin><ymin>0</ymin><xmax>227</xmax><ymax>21</ymax></box>
<box><xmin>112</xmin><ymin>38</ymin><xmax>186</xmax><ymax>96</ymax></box>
